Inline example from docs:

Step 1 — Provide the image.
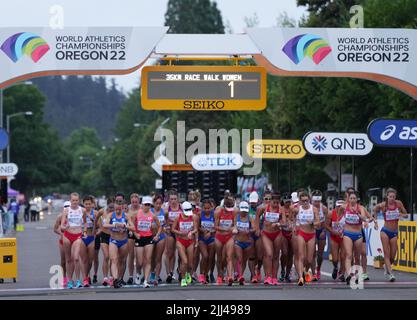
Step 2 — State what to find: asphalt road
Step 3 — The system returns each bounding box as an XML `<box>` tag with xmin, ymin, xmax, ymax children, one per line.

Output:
<box><xmin>1</xmin><ymin>208</ymin><xmax>417</xmax><ymax>300</ymax></box>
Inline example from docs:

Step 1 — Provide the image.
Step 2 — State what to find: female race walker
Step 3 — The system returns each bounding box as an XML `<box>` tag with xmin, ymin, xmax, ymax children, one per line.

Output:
<box><xmin>293</xmin><ymin>191</ymin><xmax>320</xmax><ymax>286</ymax></box>
<box><xmin>172</xmin><ymin>201</ymin><xmax>199</xmax><ymax>287</ymax></box>
<box><xmin>198</xmin><ymin>199</ymin><xmax>216</xmax><ymax>284</ymax></box>
<box><xmin>60</xmin><ymin>193</ymin><xmax>87</xmax><ymax>289</ymax></box>
<box><xmin>373</xmin><ymin>188</ymin><xmax>408</xmax><ymax>282</ymax></box>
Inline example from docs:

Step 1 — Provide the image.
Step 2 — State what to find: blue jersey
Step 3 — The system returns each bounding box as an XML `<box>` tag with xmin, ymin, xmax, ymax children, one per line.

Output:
<box><xmin>151</xmin><ymin>207</ymin><xmax>166</xmax><ymax>227</ymax></box>
<box><xmin>200</xmin><ymin>210</ymin><xmax>215</xmax><ymax>233</ymax></box>
<box><xmin>236</xmin><ymin>214</ymin><xmax>251</xmax><ymax>232</ymax></box>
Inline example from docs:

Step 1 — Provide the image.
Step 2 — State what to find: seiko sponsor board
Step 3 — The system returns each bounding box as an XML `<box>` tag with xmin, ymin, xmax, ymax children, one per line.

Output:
<box><xmin>247</xmin><ymin>139</ymin><xmax>306</xmax><ymax>159</ymax></box>
<box><xmin>303</xmin><ymin>132</ymin><xmax>373</xmax><ymax>156</ymax></box>
<box><xmin>191</xmin><ymin>153</ymin><xmax>243</xmax><ymax>171</ymax></box>
<box><xmin>368</xmin><ymin>119</ymin><xmax>417</xmax><ymax>148</ymax></box>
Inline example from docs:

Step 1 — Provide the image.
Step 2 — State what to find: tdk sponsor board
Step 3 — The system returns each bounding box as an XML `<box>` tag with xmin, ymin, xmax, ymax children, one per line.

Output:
<box><xmin>191</xmin><ymin>153</ymin><xmax>243</xmax><ymax>171</ymax></box>
<box><xmin>303</xmin><ymin>132</ymin><xmax>373</xmax><ymax>156</ymax></box>
<box><xmin>141</xmin><ymin>66</ymin><xmax>266</xmax><ymax>111</ymax></box>
<box><xmin>368</xmin><ymin>119</ymin><xmax>417</xmax><ymax>148</ymax></box>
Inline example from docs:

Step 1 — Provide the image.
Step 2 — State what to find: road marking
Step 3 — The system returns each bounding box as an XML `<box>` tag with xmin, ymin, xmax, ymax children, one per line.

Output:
<box><xmin>35</xmin><ymin>227</ymin><xmax>48</xmax><ymax>230</ymax></box>
<box><xmin>321</xmin><ymin>272</ymin><xmax>332</xmax><ymax>278</ymax></box>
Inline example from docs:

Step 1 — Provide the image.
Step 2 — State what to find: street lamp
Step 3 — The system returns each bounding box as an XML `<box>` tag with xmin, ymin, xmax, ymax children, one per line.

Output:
<box><xmin>0</xmin><ymin>81</ymin><xmax>33</xmax><ymax>162</ymax></box>
<box><xmin>6</xmin><ymin>111</ymin><xmax>33</xmax><ymax>163</ymax></box>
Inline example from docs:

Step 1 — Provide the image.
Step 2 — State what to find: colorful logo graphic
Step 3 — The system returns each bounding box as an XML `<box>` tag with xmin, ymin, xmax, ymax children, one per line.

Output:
<box><xmin>312</xmin><ymin>135</ymin><xmax>328</xmax><ymax>151</ymax></box>
<box><xmin>282</xmin><ymin>34</ymin><xmax>332</xmax><ymax>65</ymax></box>
<box><xmin>1</xmin><ymin>32</ymin><xmax>50</xmax><ymax>63</ymax></box>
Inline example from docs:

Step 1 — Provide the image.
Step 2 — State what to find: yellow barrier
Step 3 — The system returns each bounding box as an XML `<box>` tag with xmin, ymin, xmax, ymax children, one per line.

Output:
<box><xmin>393</xmin><ymin>221</ymin><xmax>417</xmax><ymax>273</ymax></box>
<box><xmin>0</xmin><ymin>238</ymin><xmax>17</xmax><ymax>282</ymax></box>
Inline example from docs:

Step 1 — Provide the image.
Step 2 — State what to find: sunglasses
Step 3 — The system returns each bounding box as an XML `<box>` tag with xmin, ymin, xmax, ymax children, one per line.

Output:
<box><xmin>264</xmin><ymin>197</ymin><xmax>271</xmax><ymax>201</ymax></box>
<box><xmin>143</xmin><ymin>203</ymin><xmax>151</xmax><ymax>206</ymax></box>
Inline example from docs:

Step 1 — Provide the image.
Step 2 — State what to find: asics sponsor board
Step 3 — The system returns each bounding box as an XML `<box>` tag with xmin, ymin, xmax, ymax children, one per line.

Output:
<box><xmin>247</xmin><ymin>28</ymin><xmax>417</xmax><ymax>99</ymax></box>
<box><xmin>303</xmin><ymin>132</ymin><xmax>373</xmax><ymax>156</ymax></box>
<box><xmin>0</xmin><ymin>27</ymin><xmax>168</xmax><ymax>88</ymax></box>
<box><xmin>191</xmin><ymin>153</ymin><xmax>243</xmax><ymax>171</ymax></box>
<box><xmin>368</xmin><ymin>119</ymin><xmax>417</xmax><ymax>148</ymax></box>
<box><xmin>246</xmin><ymin>139</ymin><xmax>306</xmax><ymax>159</ymax></box>
<box><xmin>393</xmin><ymin>221</ymin><xmax>417</xmax><ymax>273</ymax></box>
<box><xmin>141</xmin><ymin>66</ymin><xmax>267</xmax><ymax>110</ymax></box>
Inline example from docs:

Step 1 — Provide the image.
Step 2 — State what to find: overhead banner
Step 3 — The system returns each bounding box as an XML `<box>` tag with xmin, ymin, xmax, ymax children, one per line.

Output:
<box><xmin>303</xmin><ymin>132</ymin><xmax>373</xmax><ymax>156</ymax></box>
<box><xmin>247</xmin><ymin>139</ymin><xmax>306</xmax><ymax>159</ymax></box>
<box><xmin>191</xmin><ymin>153</ymin><xmax>243</xmax><ymax>171</ymax></box>
<box><xmin>368</xmin><ymin>118</ymin><xmax>417</xmax><ymax>147</ymax></box>
<box><xmin>0</xmin><ymin>27</ymin><xmax>168</xmax><ymax>88</ymax></box>
<box><xmin>247</xmin><ymin>28</ymin><xmax>417</xmax><ymax>99</ymax></box>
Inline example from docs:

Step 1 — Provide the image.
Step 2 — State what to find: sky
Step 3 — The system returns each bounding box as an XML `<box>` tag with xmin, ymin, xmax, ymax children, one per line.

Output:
<box><xmin>0</xmin><ymin>0</ymin><xmax>307</xmax><ymax>93</ymax></box>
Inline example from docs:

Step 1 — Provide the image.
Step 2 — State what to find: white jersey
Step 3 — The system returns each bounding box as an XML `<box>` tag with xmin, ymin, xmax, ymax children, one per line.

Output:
<box><xmin>297</xmin><ymin>205</ymin><xmax>314</xmax><ymax>226</ymax></box>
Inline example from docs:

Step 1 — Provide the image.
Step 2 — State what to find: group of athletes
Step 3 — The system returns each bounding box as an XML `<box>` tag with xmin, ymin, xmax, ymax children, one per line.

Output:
<box><xmin>54</xmin><ymin>186</ymin><xmax>408</xmax><ymax>289</ymax></box>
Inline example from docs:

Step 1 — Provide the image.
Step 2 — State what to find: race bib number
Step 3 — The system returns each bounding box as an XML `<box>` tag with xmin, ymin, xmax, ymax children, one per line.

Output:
<box><xmin>201</xmin><ymin>221</ymin><xmax>214</xmax><ymax>232</ymax></box>
<box><xmin>265</xmin><ymin>212</ymin><xmax>279</xmax><ymax>223</ymax></box>
<box><xmin>157</xmin><ymin>215</ymin><xmax>165</xmax><ymax>224</ymax></box>
<box><xmin>236</xmin><ymin>221</ymin><xmax>250</xmax><ymax>231</ymax></box>
<box><xmin>180</xmin><ymin>221</ymin><xmax>194</xmax><ymax>232</ymax></box>
<box><xmin>168</xmin><ymin>211</ymin><xmax>179</xmax><ymax>221</ymax></box>
<box><xmin>345</xmin><ymin>213</ymin><xmax>360</xmax><ymax>225</ymax></box>
<box><xmin>220</xmin><ymin>219</ymin><xmax>232</xmax><ymax>229</ymax></box>
<box><xmin>68</xmin><ymin>214</ymin><xmax>82</xmax><ymax>227</ymax></box>
<box><xmin>137</xmin><ymin>220</ymin><xmax>151</xmax><ymax>232</ymax></box>
<box><xmin>298</xmin><ymin>213</ymin><xmax>313</xmax><ymax>225</ymax></box>
<box><xmin>386</xmin><ymin>210</ymin><xmax>400</xmax><ymax>221</ymax></box>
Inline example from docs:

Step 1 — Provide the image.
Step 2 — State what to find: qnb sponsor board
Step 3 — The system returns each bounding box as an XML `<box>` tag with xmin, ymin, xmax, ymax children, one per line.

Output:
<box><xmin>191</xmin><ymin>153</ymin><xmax>243</xmax><ymax>171</ymax></box>
<box><xmin>141</xmin><ymin>66</ymin><xmax>267</xmax><ymax>111</ymax></box>
<box><xmin>0</xmin><ymin>27</ymin><xmax>168</xmax><ymax>88</ymax></box>
<box><xmin>247</xmin><ymin>139</ymin><xmax>306</xmax><ymax>159</ymax></box>
<box><xmin>247</xmin><ymin>28</ymin><xmax>417</xmax><ymax>99</ymax></box>
<box><xmin>303</xmin><ymin>132</ymin><xmax>373</xmax><ymax>156</ymax></box>
<box><xmin>0</xmin><ymin>163</ymin><xmax>18</xmax><ymax>177</ymax></box>
<box><xmin>368</xmin><ymin>119</ymin><xmax>417</xmax><ymax>147</ymax></box>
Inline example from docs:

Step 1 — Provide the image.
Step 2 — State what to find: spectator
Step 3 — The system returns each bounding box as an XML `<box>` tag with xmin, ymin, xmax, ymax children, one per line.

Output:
<box><xmin>30</xmin><ymin>200</ymin><xmax>39</xmax><ymax>222</ymax></box>
<box><xmin>8</xmin><ymin>198</ymin><xmax>20</xmax><ymax>231</ymax></box>
<box><xmin>24</xmin><ymin>200</ymin><xmax>30</xmax><ymax>222</ymax></box>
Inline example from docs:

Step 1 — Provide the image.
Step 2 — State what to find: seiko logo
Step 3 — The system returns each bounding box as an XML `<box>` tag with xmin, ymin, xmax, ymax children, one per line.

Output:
<box><xmin>183</xmin><ymin>100</ymin><xmax>225</xmax><ymax>110</ymax></box>
<box><xmin>0</xmin><ymin>242</ymin><xmax>16</xmax><ymax>247</ymax></box>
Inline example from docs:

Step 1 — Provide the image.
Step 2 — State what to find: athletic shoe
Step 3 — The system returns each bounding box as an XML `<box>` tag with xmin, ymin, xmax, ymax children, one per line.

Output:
<box><xmin>63</xmin><ymin>277</ymin><xmax>68</xmax><ymax>288</ymax></box>
<box><xmin>108</xmin><ymin>278</ymin><xmax>114</xmax><ymax>287</ymax></box>
<box><xmin>272</xmin><ymin>278</ymin><xmax>279</xmax><ymax>286</ymax></box>
<box><xmin>312</xmin><ymin>274</ymin><xmax>318</xmax><ymax>282</ymax></box>
<box><xmin>198</xmin><ymin>274</ymin><xmax>206</xmax><ymax>284</ymax></box>
<box><xmin>172</xmin><ymin>273</ymin><xmax>177</xmax><ymax>282</ymax></box>
<box><xmin>361</xmin><ymin>273</ymin><xmax>370</xmax><ymax>281</ymax></box>
<box><xmin>127</xmin><ymin>277</ymin><xmax>134</xmax><ymax>285</ymax></box>
<box><xmin>93</xmin><ymin>275</ymin><xmax>98</xmax><ymax>284</ymax></box>
<box><xmin>233</xmin><ymin>272</ymin><xmax>238</xmax><ymax>282</ymax></box>
<box><xmin>135</xmin><ymin>274</ymin><xmax>141</xmax><ymax>285</ymax></box>
<box><xmin>140</xmin><ymin>277</ymin><xmax>144</xmax><ymax>285</ymax></box>
<box><xmin>279</xmin><ymin>270</ymin><xmax>285</xmax><ymax>282</ymax></box>
<box><xmin>209</xmin><ymin>273</ymin><xmax>215</xmax><ymax>283</ymax></box>
<box><xmin>257</xmin><ymin>273</ymin><xmax>262</xmax><ymax>282</ymax></box>
<box><xmin>192</xmin><ymin>272</ymin><xmax>198</xmax><ymax>282</ymax></box>
<box><xmin>144</xmin><ymin>280</ymin><xmax>150</xmax><ymax>288</ymax></box>
<box><xmin>304</xmin><ymin>272</ymin><xmax>312</xmax><ymax>283</ymax></box>
<box><xmin>264</xmin><ymin>276</ymin><xmax>272</xmax><ymax>285</ymax></box>
<box><xmin>88</xmin><ymin>276</ymin><xmax>92</xmax><ymax>285</ymax></box>
<box><xmin>216</xmin><ymin>276</ymin><xmax>223</xmax><ymax>285</ymax></box>
<box><xmin>338</xmin><ymin>274</ymin><xmax>345</xmax><ymax>282</ymax></box>
<box><xmin>316</xmin><ymin>270</ymin><xmax>321</xmax><ymax>280</ymax></box>
<box><xmin>113</xmin><ymin>279</ymin><xmax>122</xmax><ymax>289</ymax></box>
<box><xmin>383</xmin><ymin>264</ymin><xmax>387</xmax><ymax>276</ymax></box>
<box><xmin>102</xmin><ymin>277</ymin><xmax>109</xmax><ymax>286</ymax></box>
<box><xmin>181</xmin><ymin>279</ymin><xmax>187</xmax><ymax>287</ymax></box>
<box><xmin>332</xmin><ymin>268</ymin><xmax>338</xmax><ymax>280</ymax></box>
<box><xmin>346</xmin><ymin>275</ymin><xmax>352</xmax><ymax>286</ymax></box>
<box><xmin>75</xmin><ymin>280</ymin><xmax>83</xmax><ymax>288</ymax></box>
<box><xmin>166</xmin><ymin>272</ymin><xmax>173</xmax><ymax>283</ymax></box>
<box><xmin>228</xmin><ymin>277</ymin><xmax>233</xmax><ymax>286</ymax></box>
<box><xmin>67</xmin><ymin>280</ymin><xmax>74</xmax><ymax>289</ymax></box>
<box><xmin>297</xmin><ymin>278</ymin><xmax>304</xmax><ymax>286</ymax></box>
<box><xmin>149</xmin><ymin>272</ymin><xmax>156</xmax><ymax>283</ymax></box>
<box><xmin>239</xmin><ymin>276</ymin><xmax>245</xmax><ymax>285</ymax></box>
<box><xmin>251</xmin><ymin>276</ymin><xmax>258</xmax><ymax>284</ymax></box>
<box><xmin>83</xmin><ymin>278</ymin><xmax>90</xmax><ymax>287</ymax></box>
<box><xmin>285</xmin><ymin>275</ymin><xmax>291</xmax><ymax>283</ymax></box>
<box><xmin>186</xmin><ymin>272</ymin><xmax>192</xmax><ymax>284</ymax></box>
<box><xmin>158</xmin><ymin>276</ymin><xmax>163</xmax><ymax>284</ymax></box>
<box><xmin>388</xmin><ymin>273</ymin><xmax>396</xmax><ymax>282</ymax></box>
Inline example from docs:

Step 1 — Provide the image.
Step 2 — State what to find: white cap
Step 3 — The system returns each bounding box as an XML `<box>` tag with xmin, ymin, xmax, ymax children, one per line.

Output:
<box><xmin>239</xmin><ymin>201</ymin><xmax>250</xmax><ymax>212</ymax></box>
<box><xmin>336</xmin><ymin>200</ymin><xmax>345</xmax><ymax>207</ymax></box>
<box><xmin>181</xmin><ymin>201</ymin><xmax>194</xmax><ymax>216</ymax></box>
<box><xmin>291</xmin><ymin>192</ymin><xmax>299</xmax><ymax>203</ymax></box>
<box><xmin>142</xmin><ymin>196</ymin><xmax>153</xmax><ymax>205</ymax></box>
<box><xmin>249</xmin><ymin>191</ymin><xmax>259</xmax><ymax>204</ymax></box>
<box><xmin>64</xmin><ymin>201</ymin><xmax>71</xmax><ymax>208</ymax></box>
